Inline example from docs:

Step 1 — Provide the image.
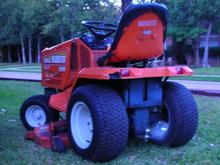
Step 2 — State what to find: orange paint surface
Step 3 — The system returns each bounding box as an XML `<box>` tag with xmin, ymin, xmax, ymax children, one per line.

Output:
<box><xmin>108</xmin><ymin>12</ymin><xmax>164</xmax><ymax>63</ymax></box>
<box><xmin>49</xmin><ymin>66</ymin><xmax>192</xmax><ymax>112</ymax></box>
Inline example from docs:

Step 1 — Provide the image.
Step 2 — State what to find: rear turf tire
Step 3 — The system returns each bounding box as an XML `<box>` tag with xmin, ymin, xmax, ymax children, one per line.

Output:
<box><xmin>67</xmin><ymin>84</ymin><xmax>128</xmax><ymax>162</ymax></box>
<box><xmin>150</xmin><ymin>81</ymin><xmax>198</xmax><ymax>147</ymax></box>
<box><xmin>20</xmin><ymin>95</ymin><xmax>59</xmax><ymax>130</ymax></box>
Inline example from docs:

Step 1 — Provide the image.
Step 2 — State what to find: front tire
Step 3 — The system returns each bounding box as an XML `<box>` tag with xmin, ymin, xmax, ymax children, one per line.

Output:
<box><xmin>150</xmin><ymin>81</ymin><xmax>198</xmax><ymax>147</ymax></box>
<box><xmin>67</xmin><ymin>84</ymin><xmax>128</xmax><ymax>162</ymax></box>
<box><xmin>20</xmin><ymin>95</ymin><xmax>59</xmax><ymax>130</ymax></box>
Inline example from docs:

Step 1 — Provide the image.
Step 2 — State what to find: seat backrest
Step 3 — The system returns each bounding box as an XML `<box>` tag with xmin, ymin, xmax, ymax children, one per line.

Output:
<box><xmin>98</xmin><ymin>3</ymin><xmax>167</xmax><ymax>66</ymax></box>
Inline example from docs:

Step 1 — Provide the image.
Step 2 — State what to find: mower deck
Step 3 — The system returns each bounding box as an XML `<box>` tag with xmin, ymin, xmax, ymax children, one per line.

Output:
<box><xmin>25</xmin><ymin>120</ymin><xmax>71</xmax><ymax>149</ymax></box>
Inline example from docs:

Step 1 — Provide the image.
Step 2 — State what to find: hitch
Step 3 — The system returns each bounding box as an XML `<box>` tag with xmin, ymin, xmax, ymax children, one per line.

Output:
<box><xmin>132</xmin><ymin>108</ymin><xmax>151</xmax><ymax>141</ymax></box>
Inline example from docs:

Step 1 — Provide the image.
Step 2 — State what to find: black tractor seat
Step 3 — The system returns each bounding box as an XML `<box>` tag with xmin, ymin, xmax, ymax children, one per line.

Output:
<box><xmin>97</xmin><ymin>3</ymin><xmax>168</xmax><ymax>66</ymax></box>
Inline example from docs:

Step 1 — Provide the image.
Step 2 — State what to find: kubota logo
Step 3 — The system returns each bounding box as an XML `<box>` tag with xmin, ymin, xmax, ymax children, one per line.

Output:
<box><xmin>44</xmin><ymin>55</ymin><xmax>66</xmax><ymax>64</ymax></box>
<box><xmin>138</xmin><ymin>20</ymin><xmax>157</xmax><ymax>27</ymax></box>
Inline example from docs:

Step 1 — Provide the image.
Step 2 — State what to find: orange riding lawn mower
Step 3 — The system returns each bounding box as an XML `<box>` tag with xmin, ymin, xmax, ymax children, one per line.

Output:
<box><xmin>20</xmin><ymin>3</ymin><xmax>198</xmax><ymax>162</ymax></box>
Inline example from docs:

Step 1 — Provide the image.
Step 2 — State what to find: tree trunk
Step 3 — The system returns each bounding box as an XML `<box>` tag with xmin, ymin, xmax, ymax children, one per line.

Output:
<box><xmin>202</xmin><ymin>22</ymin><xmax>213</xmax><ymax>68</ymax></box>
<box><xmin>20</xmin><ymin>32</ymin><xmax>26</xmax><ymax>64</ymax></box>
<box><xmin>0</xmin><ymin>47</ymin><xmax>3</xmax><ymax>62</ymax></box>
<box><xmin>121</xmin><ymin>0</ymin><xmax>133</xmax><ymax>12</ymax></box>
<box><xmin>59</xmin><ymin>26</ymin><xmax>64</xmax><ymax>42</ymax></box>
<box><xmin>70</xmin><ymin>30</ymin><xmax>74</xmax><ymax>39</ymax></box>
<box><xmin>7</xmin><ymin>45</ymin><xmax>12</xmax><ymax>63</ymax></box>
<box><xmin>28</xmin><ymin>34</ymin><xmax>33</xmax><ymax>64</ymax></box>
<box><xmin>17</xmin><ymin>47</ymin><xmax>21</xmax><ymax>63</ymax></box>
<box><xmin>175</xmin><ymin>40</ymin><xmax>186</xmax><ymax>64</ymax></box>
<box><xmin>37</xmin><ymin>35</ymin><xmax>41</xmax><ymax>63</ymax></box>
<box><xmin>195</xmin><ymin>37</ymin><xmax>200</xmax><ymax>67</ymax></box>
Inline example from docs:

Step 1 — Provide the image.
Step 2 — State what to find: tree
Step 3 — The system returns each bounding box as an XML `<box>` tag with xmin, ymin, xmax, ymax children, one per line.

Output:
<box><xmin>0</xmin><ymin>0</ymin><xmax>120</xmax><ymax>64</ymax></box>
<box><xmin>195</xmin><ymin>0</ymin><xmax>220</xmax><ymax>67</ymax></box>
<box><xmin>166</xmin><ymin>0</ymin><xmax>220</xmax><ymax>67</ymax></box>
<box><xmin>0</xmin><ymin>0</ymin><xmax>20</xmax><ymax>63</ymax></box>
<box><xmin>165</xmin><ymin>0</ymin><xmax>206</xmax><ymax>66</ymax></box>
<box><xmin>0</xmin><ymin>2</ymin><xmax>8</xmax><ymax>62</ymax></box>
<box><xmin>6</xmin><ymin>0</ymin><xmax>28</xmax><ymax>64</ymax></box>
<box><xmin>4</xmin><ymin>0</ymin><xmax>220</xmax><ymax>67</ymax></box>
<box><xmin>43</xmin><ymin>0</ymin><xmax>118</xmax><ymax>42</ymax></box>
<box><xmin>22</xmin><ymin>0</ymin><xmax>53</xmax><ymax>63</ymax></box>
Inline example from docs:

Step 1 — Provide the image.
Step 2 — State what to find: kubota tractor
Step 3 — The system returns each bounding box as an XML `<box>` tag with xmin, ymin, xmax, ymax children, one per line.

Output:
<box><xmin>20</xmin><ymin>3</ymin><xmax>198</xmax><ymax>162</ymax></box>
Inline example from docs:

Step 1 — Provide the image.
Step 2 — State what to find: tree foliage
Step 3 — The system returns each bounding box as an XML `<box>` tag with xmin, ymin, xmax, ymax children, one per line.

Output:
<box><xmin>0</xmin><ymin>0</ymin><xmax>118</xmax><ymax>63</ymax></box>
<box><xmin>0</xmin><ymin>0</ymin><xmax>220</xmax><ymax>67</ymax></box>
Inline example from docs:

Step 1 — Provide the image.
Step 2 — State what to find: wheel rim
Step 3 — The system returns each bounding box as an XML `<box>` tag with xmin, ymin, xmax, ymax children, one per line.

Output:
<box><xmin>150</xmin><ymin>120</ymin><xmax>169</xmax><ymax>139</ymax></box>
<box><xmin>150</xmin><ymin>105</ymin><xmax>170</xmax><ymax>140</ymax></box>
<box><xmin>71</xmin><ymin>101</ymin><xmax>94</xmax><ymax>149</ymax></box>
<box><xmin>25</xmin><ymin>105</ymin><xmax>47</xmax><ymax>128</ymax></box>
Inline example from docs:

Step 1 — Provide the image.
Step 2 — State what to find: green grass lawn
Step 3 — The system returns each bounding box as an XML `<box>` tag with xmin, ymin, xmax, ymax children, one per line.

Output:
<box><xmin>0</xmin><ymin>63</ymin><xmax>40</xmax><ymax>68</ymax></box>
<box><xmin>172</xmin><ymin>67</ymin><xmax>220</xmax><ymax>82</ymax></box>
<box><xmin>171</xmin><ymin>67</ymin><xmax>220</xmax><ymax>82</ymax></box>
<box><xmin>0</xmin><ymin>63</ymin><xmax>41</xmax><ymax>73</ymax></box>
<box><xmin>171</xmin><ymin>76</ymin><xmax>220</xmax><ymax>82</ymax></box>
<box><xmin>193</xmin><ymin>67</ymin><xmax>220</xmax><ymax>75</ymax></box>
<box><xmin>0</xmin><ymin>80</ymin><xmax>220</xmax><ymax>165</ymax></box>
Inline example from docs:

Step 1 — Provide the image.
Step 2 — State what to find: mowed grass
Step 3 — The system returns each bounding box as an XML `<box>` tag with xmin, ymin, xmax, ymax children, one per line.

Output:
<box><xmin>0</xmin><ymin>80</ymin><xmax>220</xmax><ymax>165</ymax></box>
<box><xmin>0</xmin><ymin>63</ymin><xmax>40</xmax><ymax>68</ymax></box>
<box><xmin>193</xmin><ymin>67</ymin><xmax>220</xmax><ymax>75</ymax></box>
<box><xmin>171</xmin><ymin>67</ymin><xmax>220</xmax><ymax>82</ymax></box>
<box><xmin>171</xmin><ymin>76</ymin><xmax>220</xmax><ymax>82</ymax></box>
<box><xmin>0</xmin><ymin>63</ymin><xmax>41</xmax><ymax>73</ymax></box>
<box><xmin>172</xmin><ymin>67</ymin><xmax>220</xmax><ymax>82</ymax></box>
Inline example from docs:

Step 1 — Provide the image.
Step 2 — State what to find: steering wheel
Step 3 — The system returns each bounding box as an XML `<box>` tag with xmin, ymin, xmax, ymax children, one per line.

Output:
<box><xmin>81</xmin><ymin>21</ymin><xmax>117</xmax><ymax>40</ymax></box>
